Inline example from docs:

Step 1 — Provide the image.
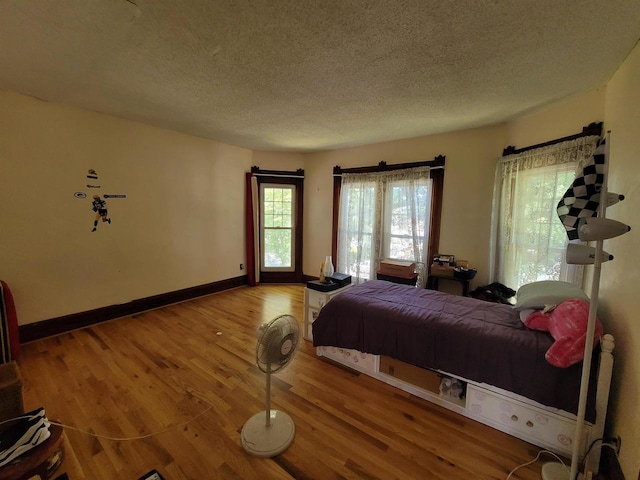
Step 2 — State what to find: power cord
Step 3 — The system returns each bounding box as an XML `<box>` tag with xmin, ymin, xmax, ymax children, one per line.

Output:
<box><xmin>47</xmin><ymin>365</ymin><xmax>253</xmax><ymax>442</ymax></box>
<box><xmin>1</xmin><ymin>346</ymin><xmax>253</xmax><ymax>442</ymax></box>
<box><xmin>504</xmin><ymin>436</ymin><xmax>621</xmax><ymax>480</ymax></box>
<box><xmin>580</xmin><ymin>437</ymin><xmax>621</xmax><ymax>472</ymax></box>
<box><xmin>0</xmin><ymin>393</ymin><xmax>219</xmax><ymax>442</ymax></box>
<box><xmin>506</xmin><ymin>450</ymin><xmax>566</xmax><ymax>480</ymax></box>
<box><xmin>47</xmin><ymin>403</ymin><xmax>216</xmax><ymax>442</ymax></box>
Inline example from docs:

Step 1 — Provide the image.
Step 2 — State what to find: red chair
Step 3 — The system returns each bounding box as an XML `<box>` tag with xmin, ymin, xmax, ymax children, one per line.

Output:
<box><xmin>1</xmin><ymin>280</ymin><xmax>20</xmax><ymax>363</ymax></box>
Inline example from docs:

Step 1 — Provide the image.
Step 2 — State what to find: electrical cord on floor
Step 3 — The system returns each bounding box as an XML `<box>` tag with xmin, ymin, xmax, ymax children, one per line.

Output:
<box><xmin>0</xmin><ymin>398</ymin><xmax>218</xmax><ymax>442</ymax></box>
<box><xmin>506</xmin><ymin>450</ymin><xmax>566</xmax><ymax>480</ymax></box>
<box><xmin>47</xmin><ymin>403</ymin><xmax>216</xmax><ymax>442</ymax></box>
<box><xmin>1</xmin><ymin>355</ymin><xmax>253</xmax><ymax>442</ymax></box>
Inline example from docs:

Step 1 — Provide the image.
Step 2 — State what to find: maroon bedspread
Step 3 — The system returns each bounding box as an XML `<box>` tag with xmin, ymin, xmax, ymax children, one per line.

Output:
<box><xmin>312</xmin><ymin>280</ymin><xmax>597</xmax><ymax>419</ymax></box>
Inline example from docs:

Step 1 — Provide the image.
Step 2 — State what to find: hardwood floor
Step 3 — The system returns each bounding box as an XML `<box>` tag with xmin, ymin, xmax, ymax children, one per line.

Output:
<box><xmin>17</xmin><ymin>284</ymin><xmax>554</xmax><ymax>479</ymax></box>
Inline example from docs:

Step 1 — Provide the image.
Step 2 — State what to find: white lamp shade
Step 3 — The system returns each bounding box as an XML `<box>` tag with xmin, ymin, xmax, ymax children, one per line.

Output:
<box><xmin>566</xmin><ymin>243</ymin><xmax>613</xmax><ymax>265</ymax></box>
<box><xmin>577</xmin><ymin>217</ymin><xmax>631</xmax><ymax>241</ymax></box>
<box><xmin>606</xmin><ymin>192</ymin><xmax>625</xmax><ymax>207</ymax></box>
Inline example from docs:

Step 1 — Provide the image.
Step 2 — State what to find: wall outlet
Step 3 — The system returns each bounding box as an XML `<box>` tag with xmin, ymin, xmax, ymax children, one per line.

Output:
<box><xmin>240</xmin><ymin>263</ymin><xmax>244</xmax><ymax>270</ymax></box>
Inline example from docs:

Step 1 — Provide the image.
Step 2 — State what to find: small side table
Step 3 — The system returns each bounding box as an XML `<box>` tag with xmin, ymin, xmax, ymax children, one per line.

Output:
<box><xmin>0</xmin><ymin>422</ymin><xmax>64</xmax><ymax>480</ymax></box>
<box><xmin>427</xmin><ymin>274</ymin><xmax>471</xmax><ymax>296</ymax></box>
<box><xmin>304</xmin><ymin>283</ymin><xmax>353</xmax><ymax>341</ymax></box>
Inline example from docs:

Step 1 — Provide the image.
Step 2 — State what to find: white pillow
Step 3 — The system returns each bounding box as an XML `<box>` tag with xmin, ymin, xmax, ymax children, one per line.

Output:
<box><xmin>518</xmin><ymin>308</ymin><xmax>537</xmax><ymax>323</ymax></box>
<box><xmin>514</xmin><ymin>281</ymin><xmax>589</xmax><ymax>311</ymax></box>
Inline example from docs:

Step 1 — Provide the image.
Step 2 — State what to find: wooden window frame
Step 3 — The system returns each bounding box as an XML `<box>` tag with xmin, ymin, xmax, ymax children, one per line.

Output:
<box><xmin>331</xmin><ymin>156</ymin><xmax>445</xmax><ymax>277</ymax></box>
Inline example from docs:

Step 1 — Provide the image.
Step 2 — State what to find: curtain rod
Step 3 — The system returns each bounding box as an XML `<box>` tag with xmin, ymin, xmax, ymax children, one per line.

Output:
<box><xmin>250</xmin><ymin>166</ymin><xmax>304</xmax><ymax>178</ymax></box>
<box><xmin>502</xmin><ymin>122</ymin><xmax>603</xmax><ymax>156</ymax></box>
<box><xmin>332</xmin><ymin>165</ymin><xmax>444</xmax><ymax>177</ymax></box>
<box><xmin>253</xmin><ymin>173</ymin><xmax>305</xmax><ymax>178</ymax></box>
<box><xmin>333</xmin><ymin>155</ymin><xmax>445</xmax><ymax>175</ymax></box>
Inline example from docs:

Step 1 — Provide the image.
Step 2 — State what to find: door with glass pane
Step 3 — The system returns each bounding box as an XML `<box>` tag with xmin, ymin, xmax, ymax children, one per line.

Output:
<box><xmin>261</xmin><ymin>183</ymin><xmax>295</xmax><ymax>273</ymax></box>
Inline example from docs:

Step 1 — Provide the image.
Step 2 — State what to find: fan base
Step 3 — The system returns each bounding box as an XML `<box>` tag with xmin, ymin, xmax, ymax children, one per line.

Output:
<box><xmin>541</xmin><ymin>462</ymin><xmax>584</xmax><ymax>480</ymax></box>
<box><xmin>241</xmin><ymin>410</ymin><xmax>295</xmax><ymax>458</ymax></box>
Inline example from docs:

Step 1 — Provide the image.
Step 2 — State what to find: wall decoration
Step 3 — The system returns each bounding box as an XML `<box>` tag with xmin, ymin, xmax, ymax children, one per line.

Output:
<box><xmin>75</xmin><ymin>169</ymin><xmax>127</xmax><ymax>232</ymax></box>
<box><xmin>91</xmin><ymin>195</ymin><xmax>111</xmax><ymax>231</ymax></box>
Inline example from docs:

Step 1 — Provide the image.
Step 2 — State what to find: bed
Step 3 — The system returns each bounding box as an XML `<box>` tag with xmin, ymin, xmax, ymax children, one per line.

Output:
<box><xmin>311</xmin><ymin>280</ymin><xmax>614</xmax><ymax>471</ymax></box>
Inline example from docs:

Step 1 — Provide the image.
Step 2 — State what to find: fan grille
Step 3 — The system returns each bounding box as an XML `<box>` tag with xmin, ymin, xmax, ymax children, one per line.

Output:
<box><xmin>256</xmin><ymin>315</ymin><xmax>299</xmax><ymax>374</ymax></box>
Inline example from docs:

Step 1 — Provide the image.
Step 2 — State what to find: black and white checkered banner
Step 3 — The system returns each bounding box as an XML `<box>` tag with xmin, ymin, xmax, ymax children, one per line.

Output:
<box><xmin>557</xmin><ymin>138</ymin><xmax>606</xmax><ymax>240</ymax></box>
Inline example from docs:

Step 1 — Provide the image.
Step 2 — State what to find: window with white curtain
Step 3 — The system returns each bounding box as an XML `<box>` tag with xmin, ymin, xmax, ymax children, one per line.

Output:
<box><xmin>490</xmin><ymin>136</ymin><xmax>600</xmax><ymax>290</ymax></box>
<box><xmin>337</xmin><ymin>167</ymin><xmax>432</xmax><ymax>287</ymax></box>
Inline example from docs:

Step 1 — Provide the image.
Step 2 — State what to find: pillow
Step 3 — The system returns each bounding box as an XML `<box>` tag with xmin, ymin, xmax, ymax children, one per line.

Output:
<box><xmin>518</xmin><ymin>308</ymin><xmax>536</xmax><ymax>323</ymax></box>
<box><xmin>514</xmin><ymin>280</ymin><xmax>589</xmax><ymax>311</ymax></box>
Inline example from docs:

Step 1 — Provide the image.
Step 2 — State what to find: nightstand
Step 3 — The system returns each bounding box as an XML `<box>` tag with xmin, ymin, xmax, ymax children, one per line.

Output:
<box><xmin>427</xmin><ymin>274</ymin><xmax>471</xmax><ymax>296</ymax></box>
<box><xmin>303</xmin><ymin>283</ymin><xmax>353</xmax><ymax>341</ymax></box>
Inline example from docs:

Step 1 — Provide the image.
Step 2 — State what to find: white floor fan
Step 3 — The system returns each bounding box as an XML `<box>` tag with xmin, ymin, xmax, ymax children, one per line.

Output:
<box><xmin>241</xmin><ymin>314</ymin><xmax>299</xmax><ymax>458</ymax></box>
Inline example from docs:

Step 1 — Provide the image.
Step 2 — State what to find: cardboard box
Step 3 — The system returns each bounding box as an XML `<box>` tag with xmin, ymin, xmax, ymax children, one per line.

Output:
<box><xmin>379</xmin><ymin>356</ymin><xmax>442</xmax><ymax>394</ymax></box>
<box><xmin>376</xmin><ymin>270</ymin><xmax>418</xmax><ymax>285</ymax></box>
<box><xmin>430</xmin><ymin>264</ymin><xmax>455</xmax><ymax>277</ymax></box>
<box><xmin>379</xmin><ymin>259</ymin><xmax>415</xmax><ymax>277</ymax></box>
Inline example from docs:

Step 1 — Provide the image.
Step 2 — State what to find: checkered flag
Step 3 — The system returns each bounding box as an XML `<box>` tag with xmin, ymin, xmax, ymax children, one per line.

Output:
<box><xmin>557</xmin><ymin>138</ymin><xmax>606</xmax><ymax>240</ymax></box>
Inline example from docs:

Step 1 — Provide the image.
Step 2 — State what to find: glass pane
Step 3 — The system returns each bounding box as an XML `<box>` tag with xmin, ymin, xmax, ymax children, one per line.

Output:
<box><xmin>338</xmin><ymin>182</ymin><xmax>376</xmax><ymax>281</ymax></box>
<box><xmin>385</xmin><ymin>181</ymin><xmax>430</xmax><ymax>261</ymax></box>
<box><xmin>262</xmin><ymin>185</ymin><xmax>295</xmax><ymax>271</ymax></box>
<box><xmin>509</xmin><ymin>166</ymin><xmax>575</xmax><ymax>287</ymax></box>
<box><xmin>264</xmin><ymin>229</ymin><xmax>292</xmax><ymax>267</ymax></box>
<box><xmin>389</xmin><ymin>236</ymin><xmax>414</xmax><ymax>260</ymax></box>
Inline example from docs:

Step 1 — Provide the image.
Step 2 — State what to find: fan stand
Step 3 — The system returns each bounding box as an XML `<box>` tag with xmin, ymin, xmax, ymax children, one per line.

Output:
<box><xmin>541</xmin><ymin>462</ymin><xmax>586</xmax><ymax>480</ymax></box>
<box><xmin>241</xmin><ymin>364</ymin><xmax>295</xmax><ymax>457</ymax></box>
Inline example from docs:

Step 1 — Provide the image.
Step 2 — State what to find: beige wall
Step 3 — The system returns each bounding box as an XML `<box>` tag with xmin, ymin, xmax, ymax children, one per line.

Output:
<box><xmin>601</xmin><ymin>41</ymin><xmax>640</xmax><ymax>479</ymax></box>
<box><xmin>0</xmin><ymin>91</ymin><xmax>301</xmax><ymax>325</ymax></box>
<box><xmin>505</xmin><ymin>87</ymin><xmax>606</xmax><ymax>147</ymax></box>
<box><xmin>303</xmin><ymin>125</ymin><xmax>507</xmax><ymax>288</ymax></box>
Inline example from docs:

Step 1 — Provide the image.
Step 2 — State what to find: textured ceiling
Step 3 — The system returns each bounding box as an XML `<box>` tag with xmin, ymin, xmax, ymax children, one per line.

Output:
<box><xmin>1</xmin><ymin>1</ymin><xmax>640</xmax><ymax>152</ymax></box>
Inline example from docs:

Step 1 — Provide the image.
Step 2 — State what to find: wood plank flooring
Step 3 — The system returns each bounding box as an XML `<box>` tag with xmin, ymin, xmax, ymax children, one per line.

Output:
<box><xmin>16</xmin><ymin>284</ymin><xmax>555</xmax><ymax>479</ymax></box>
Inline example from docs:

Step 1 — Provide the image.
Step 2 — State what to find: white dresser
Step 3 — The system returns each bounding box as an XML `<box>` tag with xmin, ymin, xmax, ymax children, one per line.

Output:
<box><xmin>303</xmin><ymin>284</ymin><xmax>353</xmax><ymax>341</ymax></box>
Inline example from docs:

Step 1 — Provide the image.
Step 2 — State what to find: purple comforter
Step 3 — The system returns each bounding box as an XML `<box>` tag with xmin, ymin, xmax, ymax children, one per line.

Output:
<box><xmin>312</xmin><ymin>280</ymin><xmax>597</xmax><ymax>419</ymax></box>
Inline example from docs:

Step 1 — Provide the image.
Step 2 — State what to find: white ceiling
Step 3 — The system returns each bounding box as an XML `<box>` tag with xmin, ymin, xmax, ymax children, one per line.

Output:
<box><xmin>1</xmin><ymin>1</ymin><xmax>639</xmax><ymax>152</ymax></box>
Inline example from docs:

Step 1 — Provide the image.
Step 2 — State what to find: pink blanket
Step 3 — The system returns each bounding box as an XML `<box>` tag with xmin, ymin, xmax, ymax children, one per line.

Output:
<box><xmin>524</xmin><ymin>298</ymin><xmax>602</xmax><ymax>368</ymax></box>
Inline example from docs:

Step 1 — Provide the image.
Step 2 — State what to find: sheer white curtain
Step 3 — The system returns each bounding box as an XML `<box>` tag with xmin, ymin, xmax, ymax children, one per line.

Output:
<box><xmin>337</xmin><ymin>167</ymin><xmax>431</xmax><ymax>287</ymax></box>
<box><xmin>490</xmin><ymin>136</ymin><xmax>599</xmax><ymax>290</ymax></box>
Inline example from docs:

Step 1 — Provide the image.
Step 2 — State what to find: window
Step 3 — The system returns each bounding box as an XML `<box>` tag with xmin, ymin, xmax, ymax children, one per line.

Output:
<box><xmin>384</xmin><ymin>179</ymin><xmax>431</xmax><ymax>261</ymax></box>
<box><xmin>338</xmin><ymin>180</ymin><xmax>376</xmax><ymax>281</ymax></box>
<box><xmin>491</xmin><ymin>136</ymin><xmax>599</xmax><ymax>290</ymax></box>
<box><xmin>335</xmin><ymin>163</ymin><xmax>441</xmax><ymax>287</ymax></box>
<box><xmin>261</xmin><ymin>184</ymin><xmax>295</xmax><ymax>272</ymax></box>
<box><xmin>502</xmin><ymin>164</ymin><xmax>576</xmax><ymax>287</ymax></box>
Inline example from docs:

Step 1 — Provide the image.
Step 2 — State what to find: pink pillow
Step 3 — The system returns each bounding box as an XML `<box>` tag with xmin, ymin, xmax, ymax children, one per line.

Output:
<box><xmin>524</xmin><ymin>298</ymin><xmax>603</xmax><ymax>368</ymax></box>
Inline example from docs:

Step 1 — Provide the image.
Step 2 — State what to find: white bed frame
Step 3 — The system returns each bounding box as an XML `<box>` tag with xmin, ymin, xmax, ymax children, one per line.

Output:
<box><xmin>316</xmin><ymin>334</ymin><xmax>614</xmax><ymax>474</ymax></box>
